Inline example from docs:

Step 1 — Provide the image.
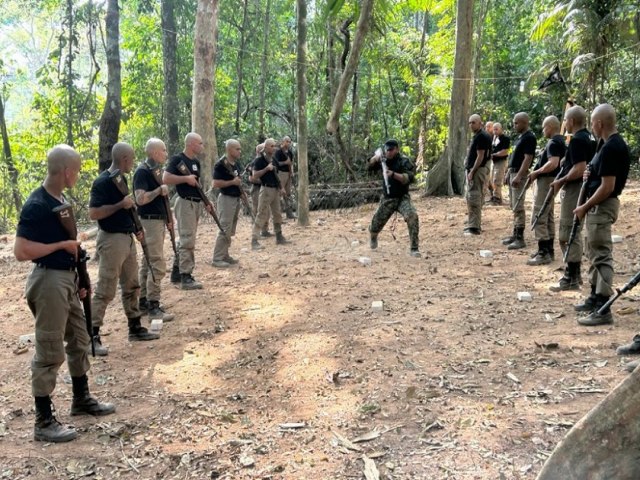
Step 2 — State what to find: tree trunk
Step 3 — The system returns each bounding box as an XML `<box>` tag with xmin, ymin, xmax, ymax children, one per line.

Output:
<box><xmin>192</xmin><ymin>0</ymin><xmax>219</xmax><ymax>188</ymax></box>
<box><xmin>0</xmin><ymin>94</ymin><xmax>22</xmax><ymax>213</ymax></box>
<box><xmin>161</xmin><ymin>0</ymin><xmax>180</xmax><ymax>156</ymax></box>
<box><xmin>296</xmin><ymin>0</ymin><xmax>309</xmax><ymax>227</ymax></box>
<box><xmin>470</xmin><ymin>0</ymin><xmax>489</xmax><ymax>111</ymax></box>
<box><xmin>97</xmin><ymin>0</ymin><xmax>121</xmax><ymax>172</ymax></box>
<box><xmin>234</xmin><ymin>0</ymin><xmax>249</xmax><ymax>135</ymax></box>
<box><xmin>65</xmin><ymin>0</ymin><xmax>74</xmax><ymax>146</ymax></box>
<box><xmin>325</xmin><ymin>0</ymin><xmax>374</xmax><ymax>180</ymax></box>
<box><xmin>258</xmin><ymin>0</ymin><xmax>271</xmax><ymax>140</ymax></box>
<box><xmin>425</xmin><ymin>0</ymin><xmax>474</xmax><ymax>196</ymax></box>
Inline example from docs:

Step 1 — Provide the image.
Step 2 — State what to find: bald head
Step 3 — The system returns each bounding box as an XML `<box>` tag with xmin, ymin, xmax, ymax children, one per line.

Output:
<box><xmin>111</xmin><ymin>142</ymin><xmax>135</xmax><ymax>174</ymax></box>
<box><xmin>47</xmin><ymin>144</ymin><xmax>81</xmax><ymax>175</ymax></box>
<box><xmin>513</xmin><ymin>112</ymin><xmax>530</xmax><ymax>133</ymax></box>
<box><xmin>542</xmin><ymin>115</ymin><xmax>561</xmax><ymax>139</ymax></box>
<box><xmin>468</xmin><ymin>114</ymin><xmax>483</xmax><ymax>133</ymax></box>
<box><xmin>184</xmin><ymin>132</ymin><xmax>204</xmax><ymax>158</ymax></box>
<box><xmin>225</xmin><ymin>138</ymin><xmax>242</xmax><ymax>162</ymax></box>
<box><xmin>565</xmin><ymin>105</ymin><xmax>587</xmax><ymax>132</ymax></box>
<box><xmin>145</xmin><ymin>138</ymin><xmax>165</xmax><ymax>156</ymax></box>
<box><xmin>493</xmin><ymin>123</ymin><xmax>503</xmax><ymax>136</ymax></box>
<box><xmin>263</xmin><ymin>137</ymin><xmax>276</xmax><ymax>157</ymax></box>
<box><xmin>591</xmin><ymin>103</ymin><xmax>617</xmax><ymax>140</ymax></box>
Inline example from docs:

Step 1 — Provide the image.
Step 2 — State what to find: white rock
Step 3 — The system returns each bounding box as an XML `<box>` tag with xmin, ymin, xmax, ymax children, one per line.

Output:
<box><xmin>19</xmin><ymin>333</ymin><xmax>35</xmax><ymax>344</ymax></box>
<box><xmin>517</xmin><ymin>292</ymin><xmax>532</xmax><ymax>302</ymax></box>
<box><xmin>149</xmin><ymin>319</ymin><xmax>163</xmax><ymax>333</ymax></box>
<box><xmin>358</xmin><ymin>256</ymin><xmax>371</xmax><ymax>266</ymax></box>
<box><xmin>372</xmin><ymin>300</ymin><xmax>384</xmax><ymax>311</ymax></box>
<box><xmin>479</xmin><ymin>250</ymin><xmax>493</xmax><ymax>258</ymax></box>
<box><xmin>351</xmin><ymin>240</ymin><xmax>360</xmax><ymax>247</ymax></box>
<box><xmin>612</xmin><ymin>235</ymin><xmax>623</xmax><ymax>243</ymax></box>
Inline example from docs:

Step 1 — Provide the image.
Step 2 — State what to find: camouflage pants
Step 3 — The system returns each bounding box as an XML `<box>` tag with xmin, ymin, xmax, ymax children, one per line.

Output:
<box><xmin>586</xmin><ymin>197</ymin><xmax>619</xmax><ymax>297</ymax></box>
<box><xmin>558</xmin><ymin>182</ymin><xmax>583</xmax><ymax>263</ymax></box>
<box><xmin>465</xmin><ymin>165</ymin><xmax>488</xmax><ymax>230</ymax></box>
<box><xmin>369</xmin><ymin>194</ymin><xmax>419</xmax><ymax>250</ymax></box>
<box><xmin>532</xmin><ymin>176</ymin><xmax>555</xmax><ymax>241</ymax></box>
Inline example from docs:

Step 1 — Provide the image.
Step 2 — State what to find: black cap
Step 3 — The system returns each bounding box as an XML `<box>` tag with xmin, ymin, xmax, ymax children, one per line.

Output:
<box><xmin>384</xmin><ymin>139</ymin><xmax>399</xmax><ymax>150</ymax></box>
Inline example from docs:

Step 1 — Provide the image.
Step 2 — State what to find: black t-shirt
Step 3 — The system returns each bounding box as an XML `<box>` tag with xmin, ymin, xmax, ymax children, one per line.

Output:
<box><xmin>534</xmin><ymin>134</ymin><xmax>565</xmax><ymax>177</ymax></box>
<box><xmin>465</xmin><ymin>130</ymin><xmax>492</xmax><ymax>170</ymax></box>
<box><xmin>586</xmin><ymin>133</ymin><xmax>630</xmax><ymax>198</ymax></box>
<box><xmin>133</xmin><ymin>161</ymin><xmax>166</xmax><ymax>217</ymax></box>
<box><xmin>274</xmin><ymin>148</ymin><xmax>293</xmax><ymax>172</ymax></box>
<box><xmin>253</xmin><ymin>154</ymin><xmax>279</xmax><ymax>188</ymax></box>
<box><xmin>509</xmin><ymin>130</ymin><xmax>537</xmax><ymax>170</ymax></box>
<box><xmin>165</xmin><ymin>152</ymin><xmax>202</xmax><ymax>199</ymax></box>
<box><xmin>16</xmin><ymin>186</ymin><xmax>76</xmax><ymax>269</ymax></box>
<box><xmin>213</xmin><ymin>157</ymin><xmax>242</xmax><ymax>197</ymax></box>
<box><xmin>560</xmin><ymin>128</ymin><xmax>595</xmax><ymax>183</ymax></box>
<box><xmin>89</xmin><ymin>170</ymin><xmax>135</xmax><ymax>234</ymax></box>
<box><xmin>369</xmin><ymin>154</ymin><xmax>415</xmax><ymax>198</ymax></box>
<box><xmin>492</xmin><ymin>134</ymin><xmax>510</xmax><ymax>160</ymax></box>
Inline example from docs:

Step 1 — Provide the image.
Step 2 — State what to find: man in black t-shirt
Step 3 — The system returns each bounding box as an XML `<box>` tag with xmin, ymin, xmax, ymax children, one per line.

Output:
<box><xmin>133</xmin><ymin>138</ymin><xmax>175</xmax><ymax>322</ymax></box>
<box><xmin>527</xmin><ymin>115</ymin><xmax>565</xmax><ymax>265</ymax></box>
<box><xmin>574</xmin><ymin>104</ymin><xmax>630</xmax><ymax>326</ymax></box>
<box><xmin>248</xmin><ymin>143</ymin><xmax>272</xmax><ymax>237</ymax></box>
<box><xmin>502</xmin><ymin>112</ymin><xmax>536</xmax><ymax>249</ymax></box>
<box><xmin>212</xmin><ymin>139</ymin><xmax>243</xmax><ymax>266</ymax></box>
<box><xmin>464</xmin><ymin>114</ymin><xmax>492</xmax><ymax>235</ymax></box>
<box><xmin>163</xmin><ymin>133</ymin><xmax>213</xmax><ymax>290</ymax></box>
<box><xmin>275</xmin><ymin>136</ymin><xmax>296</xmax><ymax>219</ymax></box>
<box><xmin>89</xmin><ymin>143</ymin><xmax>160</xmax><ymax>356</ymax></box>
<box><xmin>15</xmin><ymin>145</ymin><xmax>115</xmax><ymax>442</ymax></box>
<box><xmin>490</xmin><ymin>123</ymin><xmax>510</xmax><ymax>204</ymax></box>
<box><xmin>549</xmin><ymin>105</ymin><xmax>594</xmax><ymax>291</ymax></box>
<box><xmin>251</xmin><ymin>138</ymin><xmax>290</xmax><ymax>250</ymax></box>
<box><xmin>368</xmin><ymin>139</ymin><xmax>421</xmax><ymax>257</ymax></box>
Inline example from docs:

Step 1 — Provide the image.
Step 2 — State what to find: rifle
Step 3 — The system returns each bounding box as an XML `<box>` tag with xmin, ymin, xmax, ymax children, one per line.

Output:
<box><xmin>53</xmin><ymin>203</ymin><xmax>94</xmax><ymax>357</ymax></box>
<box><xmin>145</xmin><ymin>163</ymin><xmax>178</xmax><ymax>257</ymax></box>
<box><xmin>110</xmin><ymin>169</ymin><xmax>156</xmax><ymax>283</ymax></box>
<box><xmin>563</xmin><ymin>178</ymin><xmax>588</xmax><ymax>264</ymax></box>
<box><xmin>597</xmin><ymin>270</ymin><xmax>640</xmax><ymax>315</ymax></box>
<box><xmin>221</xmin><ymin>157</ymin><xmax>255</xmax><ymax>222</ymax></box>
<box><xmin>531</xmin><ymin>171</ymin><xmax>563</xmax><ymax>230</ymax></box>
<box><xmin>512</xmin><ymin>175</ymin><xmax>532</xmax><ymax>212</ymax></box>
<box><xmin>375</xmin><ymin>148</ymin><xmax>391</xmax><ymax>195</ymax></box>
<box><xmin>176</xmin><ymin>160</ymin><xmax>228</xmax><ymax>237</ymax></box>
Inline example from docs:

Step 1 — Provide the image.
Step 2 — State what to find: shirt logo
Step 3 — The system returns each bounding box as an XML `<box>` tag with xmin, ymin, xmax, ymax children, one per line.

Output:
<box><xmin>192</xmin><ymin>164</ymin><xmax>199</xmax><ymax>172</ymax></box>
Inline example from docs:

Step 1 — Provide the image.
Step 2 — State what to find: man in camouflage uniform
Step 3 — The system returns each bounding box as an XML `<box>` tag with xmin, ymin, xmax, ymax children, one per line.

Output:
<box><xmin>368</xmin><ymin>139</ymin><xmax>420</xmax><ymax>257</ymax></box>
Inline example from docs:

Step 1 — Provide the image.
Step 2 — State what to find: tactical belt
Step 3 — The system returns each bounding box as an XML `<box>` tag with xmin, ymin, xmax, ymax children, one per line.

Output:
<box><xmin>180</xmin><ymin>196</ymin><xmax>201</xmax><ymax>202</ymax></box>
<box><xmin>139</xmin><ymin>214</ymin><xmax>165</xmax><ymax>220</ymax></box>
<box><xmin>35</xmin><ymin>263</ymin><xmax>75</xmax><ymax>272</ymax></box>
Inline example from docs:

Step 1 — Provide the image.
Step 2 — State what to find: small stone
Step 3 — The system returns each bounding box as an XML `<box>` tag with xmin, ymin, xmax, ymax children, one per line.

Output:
<box><xmin>611</xmin><ymin>235</ymin><xmax>623</xmax><ymax>243</ymax></box>
<box><xmin>351</xmin><ymin>240</ymin><xmax>360</xmax><ymax>247</ymax></box>
<box><xmin>239</xmin><ymin>455</ymin><xmax>255</xmax><ymax>468</ymax></box>
<box><xmin>479</xmin><ymin>250</ymin><xmax>493</xmax><ymax>258</ymax></box>
<box><xmin>358</xmin><ymin>257</ymin><xmax>371</xmax><ymax>266</ymax></box>
<box><xmin>149</xmin><ymin>319</ymin><xmax>163</xmax><ymax>333</ymax></box>
<box><xmin>372</xmin><ymin>301</ymin><xmax>384</xmax><ymax>311</ymax></box>
<box><xmin>517</xmin><ymin>292</ymin><xmax>532</xmax><ymax>302</ymax></box>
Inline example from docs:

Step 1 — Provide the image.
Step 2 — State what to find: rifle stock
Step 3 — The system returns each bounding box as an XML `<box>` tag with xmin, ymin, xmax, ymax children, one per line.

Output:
<box><xmin>531</xmin><ymin>171</ymin><xmax>563</xmax><ymax>230</ymax></box>
<box><xmin>597</xmin><ymin>270</ymin><xmax>640</xmax><ymax>314</ymax></box>
<box><xmin>53</xmin><ymin>203</ymin><xmax>94</xmax><ymax>357</ymax></box>
<box><xmin>563</xmin><ymin>179</ymin><xmax>588</xmax><ymax>264</ymax></box>
<box><xmin>110</xmin><ymin>170</ymin><xmax>157</xmax><ymax>283</ymax></box>
<box><xmin>512</xmin><ymin>176</ymin><xmax>532</xmax><ymax>212</ymax></box>
<box><xmin>146</xmin><ymin>164</ymin><xmax>178</xmax><ymax>257</ymax></box>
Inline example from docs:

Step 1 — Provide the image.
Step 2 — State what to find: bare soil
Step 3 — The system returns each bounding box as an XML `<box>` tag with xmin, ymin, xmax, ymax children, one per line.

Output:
<box><xmin>1</xmin><ymin>183</ymin><xmax>640</xmax><ymax>480</ymax></box>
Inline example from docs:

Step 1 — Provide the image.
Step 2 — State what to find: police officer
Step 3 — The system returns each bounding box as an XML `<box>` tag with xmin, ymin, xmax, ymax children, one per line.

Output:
<box><xmin>549</xmin><ymin>105</ymin><xmax>594</xmax><ymax>291</ymax></box>
<box><xmin>502</xmin><ymin>112</ymin><xmax>536</xmax><ymax>249</ymax></box>
<box><xmin>251</xmin><ymin>138</ymin><xmax>290</xmax><ymax>250</ymax></box>
<box><xmin>133</xmin><ymin>138</ymin><xmax>175</xmax><ymax>322</ymax></box>
<box><xmin>368</xmin><ymin>139</ymin><xmax>421</xmax><ymax>257</ymax></box>
<box><xmin>527</xmin><ymin>115</ymin><xmax>564</xmax><ymax>265</ymax></box>
<box><xmin>212</xmin><ymin>139</ymin><xmax>243</xmax><ymax>267</ymax></box>
<box><xmin>14</xmin><ymin>145</ymin><xmax>115</xmax><ymax>442</ymax></box>
<box><xmin>163</xmin><ymin>133</ymin><xmax>213</xmax><ymax>290</ymax></box>
<box><xmin>464</xmin><ymin>114</ymin><xmax>491</xmax><ymax>235</ymax></box>
<box><xmin>490</xmin><ymin>122</ymin><xmax>510</xmax><ymax>204</ymax></box>
<box><xmin>574</xmin><ymin>104</ymin><xmax>630</xmax><ymax>326</ymax></box>
<box><xmin>89</xmin><ymin>142</ymin><xmax>160</xmax><ymax>356</ymax></box>
<box><xmin>275</xmin><ymin>135</ymin><xmax>296</xmax><ymax>219</ymax></box>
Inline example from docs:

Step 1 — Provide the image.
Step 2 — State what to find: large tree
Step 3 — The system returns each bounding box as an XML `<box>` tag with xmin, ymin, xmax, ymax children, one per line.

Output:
<box><xmin>97</xmin><ymin>0</ymin><xmax>122</xmax><ymax>172</ymax></box>
<box><xmin>296</xmin><ymin>0</ymin><xmax>309</xmax><ymax>226</ymax></box>
<box><xmin>191</xmin><ymin>0</ymin><xmax>219</xmax><ymax>186</ymax></box>
<box><xmin>161</xmin><ymin>0</ymin><xmax>180</xmax><ymax>156</ymax></box>
<box><xmin>425</xmin><ymin>0</ymin><xmax>474</xmax><ymax>196</ymax></box>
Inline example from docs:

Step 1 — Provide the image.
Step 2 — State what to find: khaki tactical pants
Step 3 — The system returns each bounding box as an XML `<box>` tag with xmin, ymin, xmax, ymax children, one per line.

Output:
<box><xmin>26</xmin><ymin>267</ymin><xmax>90</xmax><ymax>396</ymax></box>
<box><xmin>139</xmin><ymin>218</ymin><xmax>166</xmax><ymax>302</ymax></box>
<box><xmin>175</xmin><ymin>197</ymin><xmax>201</xmax><ymax>274</ymax></box>
<box><xmin>91</xmin><ymin>231</ymin><xmax>141</xmax><ymax>327</ymax></box>
<box><xmin>491</xmin><ymin>159</ymin><xmax>507</xmax><ymax>201</ymax></box>
<box><xmin>509</xmin><ymin>171</ymin><xmax>527</xmax><ymax>228</ymax></box>
<box><xmin>532</xmin><ymin>176</ymin><xmax>555</xmax><ymax>241</ymax></box>
<box><xmin>369</xmin><ymin>194</ymin><xmax>420</xmax><ymax>251</ymax></box>
<box><xmin>213</xmin><ymin>194</ymin><xmax>241</xmax><ymax>261</ymax></box>
<box><xmin>253</xmin><ymin>186</ymin><xmax>283</xmax><ymax>236</ymax></box>
<box><xmin>251</xmin><ymin>184</ymin><xmax>269</xmax><ymax>230</ymax></box>
<box><xmin>558</xmin><ymin>181</ymin><xmax>583</xmax><ymax>263</ymax></box>
<box><xmin>278</xmin><ymin>171</ymin><xmax>293</xmax><ymax>212</ymax></box>
<box><xmin>465</xmin><ymin>165</ymin><xmax>488</xmax><ymax>230</ymax></box>
<box><xmin>586</xmin><ymin>197</ymin><xmax>620</xmax><ymax>297</ymax></box>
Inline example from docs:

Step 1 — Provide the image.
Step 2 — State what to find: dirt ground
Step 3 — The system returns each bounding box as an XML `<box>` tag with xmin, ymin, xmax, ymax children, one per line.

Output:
<box><xmin>1</xmin><ymin>182</ymin><xmax>640</xmax><ymax>480</ymax></box>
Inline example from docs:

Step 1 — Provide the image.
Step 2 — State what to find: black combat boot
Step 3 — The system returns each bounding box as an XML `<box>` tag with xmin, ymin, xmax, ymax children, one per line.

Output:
<box><xmin>34</xmin><ymin>396</ymin><xmax>77</xmax><ymax>443</ymax></box>
<box><xmin>502</xmin><ymin>227</ymin><xmax>516</xmax><ymax>246</ymax></box>
<box><xmin>547</xmin><ymin>238</ymin><xmax>555</xmax><ymax>260</ymax></box>
<box><xmin>260</xmin><ymin>229</ymin><xmax>273</xmax><ymax>237</ymax></box>
<box><xmin>507</xmin><ymin>227</ymin><xmax>526</xmax><ymax>250</ymax></box>
<box><xmin>252</xmin><ymin>237</ymin><xmax>264</xmax><ymax>250</ymax></box>
<box><xmin>549</xmin><ymin>262</ymin><xmax>581</xmax><ymax>292</ymax></box>
<box><xmin>527</xmin><ymin>240</ymin><xmax>551</xmax><ymax>265</ymax></box>
<box><xmin>128</xmin><ymin>317</ymin><xmax>160</xmax><ymax>341</ymax></box>
<box><xmin>617</xmin><ymin>334</ymin><xmax>640</xmax><ymax>356</ymax></box>
<box><xmin>575</xmin><ymin>286</ymin><xmax>598</xmax><ymax>313</ymax></box>
<box><xmin>139</xmin><ymin>297</ymin><xmax>148</xmax><ymax>315</ymax></box>
<box><xmin>180</xmin><ymin>273</ymin><xmax>203</xmax><ymax>290</ymax></box>
<box><xmin>170</xmin><ymin>259</ymin><xmax>181</xmax><ymax>284</ymax></box>
<box><xmin>70</xmin><ymin>375</ymin><xmax>116</xmax><ymax>416</ymax></box>
<box><xmin>90</xmin><ymin>327</ymin><xmax>109</xmax><ymax>356</ymax></box>
<box><xmin>578</xmin><ymin>295</ymin><xmax>613</xmax><ymax>326</ymax></box>
<box><xmin>275</xmin><ymin>225</ymin><xmax>290</xmax><ymax>245</ymax></box>
<box><xmin>148</xmin><ymin>300</ymin><xmax>175</xmax><ymax>322</ymax></box>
